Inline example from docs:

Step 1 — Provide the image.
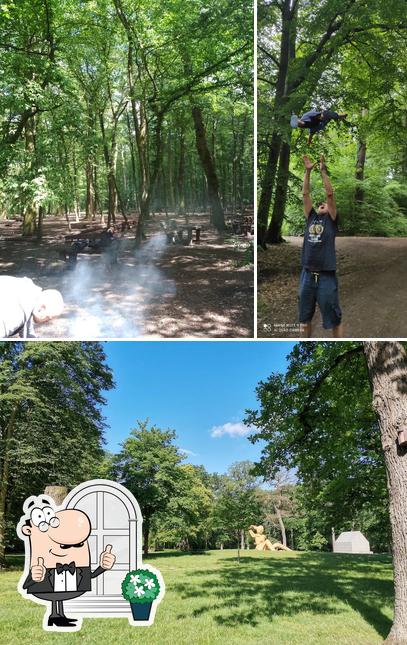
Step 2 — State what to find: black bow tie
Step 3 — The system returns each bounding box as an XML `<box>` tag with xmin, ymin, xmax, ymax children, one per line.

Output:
<box><xmin>56</xmin><ymin>562</ymin><xmax>76</xmax><ymax>575</ymax></box>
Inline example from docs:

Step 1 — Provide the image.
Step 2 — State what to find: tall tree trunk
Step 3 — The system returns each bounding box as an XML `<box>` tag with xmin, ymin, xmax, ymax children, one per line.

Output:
<box><xmin>177</xmin><ymin>131</ymin><xmax>186</xmax><ymax>216</ymax></box>
<box><xmin>126</xmin><ymin>111</ymin><xmax>139</xmax><ymax>211</ymax></box>
<box><xmin>166</xmin><ymin>132</ymin><xmax>175</xmax><ymax>213</ymax></box>
<box><xmin>267</xmin><ymin>138</ymin><xmax>292</xmax><ymax>243</ymax></box>
<box><xmin>22</xmin><ymin>116</ymin><xmax>37</xmax><ymax>236</ymax></box>
<box><xmin>85</xmin><ymin>105</ymin><xmax>97</xmax><ymax>221</ymax></box>
<box><xmin>36</xmin><ymin>205</ymin><xmax>45</xmax><ymax>241</ymax></box>
<box><xmin>258</xmin><ymin>0</ymin><xmax>297</xmax><ymax>246</ymax></box>
<box><xmin>85</xmin><ymin>159</ymin><xmax>96</xmax><ymax>220</ymax></box>
<box><xmin>100</xmin><ymin>113</ymin><xmax>118</xmax><ymax>226</ymax></box>
<box><xmin>354</xmin><ymin>138</ymin><xmax>367</xmax><ymax>230</ymax></box>
<box><xmin>191</xmin><ymin>105</ymin><xmax>225</xmax><ymax>231</ymax></box>
<box><xmin>72</xmin><ymin>145</ymin><xmax>80</xmax><ymax>222</ymax></box>
<box><xmin>364</xmin><ymin>342</ymin><xmax>407</xmax><ymax>645</ymax></box>
<box><xmin>143</xmin><ymin>517</ymin><xmax>150</xmax><ymax>556</ymax></box>
<box><xmin>0</xmin><ymin>406</ymin><xmax>18</xmax><ymax>568</ymax></box>
<box><xmin>258</xmin><ymin>133</ymin><xmax>281</xmax><ymax>245</ymax></box>
<box><xmin>274</xmin><ymin>503</ymin><xmax>287</xmax><ymax>546</ymax></box>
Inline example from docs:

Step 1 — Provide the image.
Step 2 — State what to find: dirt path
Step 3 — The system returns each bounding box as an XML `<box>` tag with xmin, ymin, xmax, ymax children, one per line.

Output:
<box><xmin>0</xmin><ymin>215</ymin><xmax>254</xmax><ymax>339</ymax></box>
<box><xmin>258</xmin><ymin>236</ymin><xmax>407</xmax><ymax>338</ymax></box>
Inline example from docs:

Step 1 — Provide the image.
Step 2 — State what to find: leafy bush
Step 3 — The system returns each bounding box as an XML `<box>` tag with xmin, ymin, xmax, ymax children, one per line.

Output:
<box><xmin>122</xmin><ymin>569</ymin><xmax>161</xmax><ymax>604</ymax></box>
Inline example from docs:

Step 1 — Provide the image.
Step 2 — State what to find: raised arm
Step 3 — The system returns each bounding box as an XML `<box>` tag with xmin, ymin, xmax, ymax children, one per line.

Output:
<box><xmin>302</xmin><ymin>155</ymin><xmax>316</xmax><ymax>217</ymax></box>
<box><xmin>320</xmin><ymin>155</ymin><xmax>337</xmax><ymax>220</ymax></box>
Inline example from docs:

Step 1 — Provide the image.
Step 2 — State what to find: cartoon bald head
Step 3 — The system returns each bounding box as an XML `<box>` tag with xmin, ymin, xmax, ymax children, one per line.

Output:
<box><xmin>19</xmin><ymin>496</ymin><xmax>93</xmax><ymax>569</ymax></box>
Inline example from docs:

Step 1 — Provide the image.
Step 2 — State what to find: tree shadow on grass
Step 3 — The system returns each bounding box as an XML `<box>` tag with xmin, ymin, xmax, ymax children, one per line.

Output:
<box><xmin>146</xmin><ymin>550</ymin><xmax>212</xmax><ymax>560</ymax></box>
<box><xmin>172</xmin><ymin>552</ymin><xmax>393</xmax><ymax>638</ymax></box>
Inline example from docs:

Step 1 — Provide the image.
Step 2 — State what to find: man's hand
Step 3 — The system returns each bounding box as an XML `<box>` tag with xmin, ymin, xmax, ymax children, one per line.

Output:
<box><xmin>100</xmin><ymin>544</ymin><xmax>116</xmax><ymax>570</ymax></box>
<box><xmin>320</xmin><ymin>154</ymin><xmax>328</xmax><ymax>173</ymax></box>
<box><xmin>31</xmin><ymin>556</ymin><xmax>46</xmax><ymax>582</ymax></box>
<box><xmin>303</xmin><ymin>155</ymin><xmax>316</xmax><ymax>171</ymax></box>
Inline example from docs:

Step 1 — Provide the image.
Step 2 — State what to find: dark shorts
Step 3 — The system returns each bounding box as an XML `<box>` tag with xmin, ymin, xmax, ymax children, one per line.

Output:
<box><xmin>299</xmin><ymin>269</ymin><xmax>342</xmax><ymax>329</ymax></box>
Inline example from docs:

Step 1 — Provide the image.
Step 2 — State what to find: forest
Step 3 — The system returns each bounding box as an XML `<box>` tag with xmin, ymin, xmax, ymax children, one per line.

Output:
<box><xmin>257</xmin><ymin>0</ymin><xmax>407</xmax><ymax>338</ymax></box>
<box><xmin>0</xmin><ymin>0</ymin><xmax>254</xmax><ymax>338</ymax></box>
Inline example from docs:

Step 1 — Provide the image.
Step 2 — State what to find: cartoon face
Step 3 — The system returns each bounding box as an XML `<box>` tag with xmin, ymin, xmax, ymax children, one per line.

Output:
<box><xmin>22</xmin><ymin>504</ymin><xmax>92</xmax><ymax>569</ymax></box>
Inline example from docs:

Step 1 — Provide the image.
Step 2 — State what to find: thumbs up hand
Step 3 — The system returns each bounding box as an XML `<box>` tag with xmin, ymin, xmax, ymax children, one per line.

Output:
<box><xmin>100</xmin><ymin>544</ymin><xmax>116</xmax><ymax>570</ymax></box>
<box><xmin>31</xmin><ymin>556</ymin><xmax>46</xmax><ymax>582</ymax></box>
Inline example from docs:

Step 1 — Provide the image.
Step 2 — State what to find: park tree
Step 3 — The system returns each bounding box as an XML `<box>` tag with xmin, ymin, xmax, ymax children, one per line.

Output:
<box><xmin>213</xmin><ymin>461</ymin><xmax>262</xmax><ymax>562</ymax></box>
<box><xmin>257</xmin><ymin>469</ymin><xmax>296</xmax><ymax>547</ymax></box>
<box><xmin>0</xmin><ymin>341</ymin><xmax>113</xmax><ymax>566</ymax></box>
<box><xmin>246</xmin><ymin>341</ymin><xmax>407</xmax><ymax>644</ymax></box>
<box><xmin>152</xmin><ymin>464</ymin><xmax>213</xmax><ymax>551</ymax></box>
<box><xmin>112</xmin><ymin>420</ymin><xmax>185</xmax><ymax>555</ymax></box>
<box><xmin>257</xmin><ymin>0</ymin><xmax>407</xmax><ymax>245</ymax></box>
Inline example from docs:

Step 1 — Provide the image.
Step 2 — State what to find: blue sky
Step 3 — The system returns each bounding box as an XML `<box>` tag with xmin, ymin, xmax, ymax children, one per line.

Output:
<box><xmin>102</xmin><ymin>341</ymin><xmax>295</xmax><ymax>475</ymax></box>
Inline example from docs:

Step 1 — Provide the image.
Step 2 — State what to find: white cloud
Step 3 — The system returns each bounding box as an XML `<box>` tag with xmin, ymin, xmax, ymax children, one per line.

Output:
<box><xmin>210</xmin><ymin>422</ymin><xmax>251</xmax><ymax>439</ymax></box>
<box><xmin>180</xmin><ymin>448</ymin><xmax>198</xmax><ymax>457</ymax></box>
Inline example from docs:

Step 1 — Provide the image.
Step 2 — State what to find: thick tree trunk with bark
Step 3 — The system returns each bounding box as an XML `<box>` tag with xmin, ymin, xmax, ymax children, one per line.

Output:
<box><xmin>267</xmin><ymin>138</ymin><xmax>292</xmax><ymax>243</ymax></box>
<box><xmin>257</xmin><ymin>0</ymin><xmax>294</xmax><ymax>246</ymax></box>
<box><xmin>191</xmin><ymin>105</ymin><xmax>225</xmax><ymax>231</ymax></box>
<box><xmin>258</xmin><ymin>132</ymin><xmax>282</xmax><ymax>246</ymax></box>
<box><xmin>364</xmin><ymin>341</ymin><xmax>407</xmax><ymax>645</ymax></box>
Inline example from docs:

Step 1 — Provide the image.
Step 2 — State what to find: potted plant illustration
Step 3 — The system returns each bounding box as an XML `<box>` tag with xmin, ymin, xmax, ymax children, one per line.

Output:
<box><xmin>121</xmin><ymin>567</ymin><xmax>161</xmax><ymax>622</ymax></box>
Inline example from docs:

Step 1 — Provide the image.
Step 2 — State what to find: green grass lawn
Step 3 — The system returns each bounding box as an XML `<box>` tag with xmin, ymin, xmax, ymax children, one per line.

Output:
<box><xmin>0</xmin><ymin>550</ymin><xmax>394</xmax><ymax>645</ymax></box>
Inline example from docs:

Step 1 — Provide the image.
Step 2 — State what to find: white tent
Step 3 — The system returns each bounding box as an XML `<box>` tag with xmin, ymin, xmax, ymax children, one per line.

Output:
<box><xmin>333</xmin><ymin>531</ymin><xmax>372</xmax><ymax>554</ymax></box>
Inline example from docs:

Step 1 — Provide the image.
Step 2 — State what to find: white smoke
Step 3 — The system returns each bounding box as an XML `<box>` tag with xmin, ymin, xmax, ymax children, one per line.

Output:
<box><xmin>54</xmin><ymin>233</ymin><xmax>176</xmax><ymax>339</ymax></box>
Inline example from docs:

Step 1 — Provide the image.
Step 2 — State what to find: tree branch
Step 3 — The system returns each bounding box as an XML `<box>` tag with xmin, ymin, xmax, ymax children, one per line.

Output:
<box><xmin>158</xmin><ymin>43</ymin><xmax>249</xmax><ymax>116</ymax></box>
<box><xmin>0</xmin><ymin>43</ymin><xmax>48</xmax><ymax>57</ymax></box>
<box><xmin>289</xmin><ymin>346</ymin><xmax>365</xmax><ymax>449</ymax></box>
<box><xmin>258</xmin><ymin>44</ymin><xmax>279</xmax><ymax>67</ymax></box>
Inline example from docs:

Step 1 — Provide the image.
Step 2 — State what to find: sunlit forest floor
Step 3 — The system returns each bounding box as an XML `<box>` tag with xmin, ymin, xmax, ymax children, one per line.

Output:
<box><xmin>0</xmin><ymin>213</ymin><xmax>253</xmax><ymax>338</ymax></box>
<box><xmin>1</xmin><ymin>550</ymin><xmax>393</xmax><ymax>644</ymax></box>
<box><xmin>258</xmin><ymin>236</ymin><xmax>407</xmax><ymax>338</ymax></box>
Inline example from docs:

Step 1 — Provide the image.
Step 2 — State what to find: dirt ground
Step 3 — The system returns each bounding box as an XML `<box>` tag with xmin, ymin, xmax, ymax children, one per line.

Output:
<box><xmin>258</xmin><ymin>236</ymin><xmax>407</xmax><ymax>338</ymax></box>
<box><xmin>0</xmin><ymin>213</ymin><xmax>254</xmax><ymax>339</ymax></box>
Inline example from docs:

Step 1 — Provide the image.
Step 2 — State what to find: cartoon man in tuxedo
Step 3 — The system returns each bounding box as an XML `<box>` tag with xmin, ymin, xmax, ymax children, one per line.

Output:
<box><xmin>17</xmin><ymin>495</ymin><xmax>116</xmax><ymax>631</ymax></box>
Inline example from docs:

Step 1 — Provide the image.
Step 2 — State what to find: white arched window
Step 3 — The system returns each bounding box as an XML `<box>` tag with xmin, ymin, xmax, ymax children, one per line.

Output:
<box><xmin>64</xmin><ymin>479</ymin><xmax>142</xmax><ymax>617</ymax></box>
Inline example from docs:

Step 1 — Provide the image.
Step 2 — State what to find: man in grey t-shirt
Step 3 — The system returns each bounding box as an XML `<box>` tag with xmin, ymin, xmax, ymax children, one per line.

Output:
<box><xmin>299</xmin><ymin>155</ymin><xmax>343</xmax><ymax>338</ymax></box>
<box><xmin>0</xmin><ymin>277</ymin><xmax>64</xmax><ymax>338</ymax></box>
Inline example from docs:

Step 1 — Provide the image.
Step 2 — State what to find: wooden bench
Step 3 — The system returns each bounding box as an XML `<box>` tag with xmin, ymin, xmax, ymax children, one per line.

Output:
<box><xmin>160</xmin><ymin>222</ymin><xmax>202</xmax><ymax>245</ymax></box>
<box><xmin>60</xmin><ymin>229</ymin><xmax>121</xmax><ymax>267</ymax></box>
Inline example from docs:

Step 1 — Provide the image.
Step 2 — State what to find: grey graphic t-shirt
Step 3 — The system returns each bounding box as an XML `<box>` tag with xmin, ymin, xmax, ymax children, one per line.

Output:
<box><xmin>301</xmin><ymin>208</ymin><xmax>337</xmax><ymax>271</ymax></box>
